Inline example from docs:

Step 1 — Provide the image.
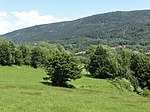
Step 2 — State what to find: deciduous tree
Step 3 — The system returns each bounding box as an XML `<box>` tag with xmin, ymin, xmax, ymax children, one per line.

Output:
<box><xmin>45</xmin><ymin>52</ymin><xmax>82</xmax><ymax>87</ymax></box>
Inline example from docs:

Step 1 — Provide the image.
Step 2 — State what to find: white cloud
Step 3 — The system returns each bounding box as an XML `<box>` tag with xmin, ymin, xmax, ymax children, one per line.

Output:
<box><xmin>12</xmin><ymin>10</ymin><xmax>69</xmax><ymax>28</ymax></box>
<box><xmin>0</xmin><ymin>12</ymin><xmax>12</xmax><ymax>35</ymax></box>
<box><xmin>0</xmin><ymin>10</ymin><xmax>69</xmax><ymax>35</ymax></box>
<box><xmin>0</xmin><ymin>12</ymin><xmax>7</xmax><ymax>17</ymax></box>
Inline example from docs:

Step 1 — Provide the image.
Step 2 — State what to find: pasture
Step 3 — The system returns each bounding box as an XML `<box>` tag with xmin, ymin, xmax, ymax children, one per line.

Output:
<box><xmin>0</xmin><ymin>66</ymin><xmax>149</xmax><ymax>112</ymax></box>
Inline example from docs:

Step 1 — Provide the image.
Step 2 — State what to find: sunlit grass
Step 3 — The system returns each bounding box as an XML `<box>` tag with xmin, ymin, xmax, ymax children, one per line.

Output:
<box><xmin>0</xmin><ymin>66</ymin><xmax>149</xmax><ymax>112</ymax></box>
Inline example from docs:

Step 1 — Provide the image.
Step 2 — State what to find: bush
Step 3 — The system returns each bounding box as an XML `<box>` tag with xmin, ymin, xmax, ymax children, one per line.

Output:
<box><xmin>112</xmin><ymin>78</ymin><xmax>134</xmax><ymax>92</ymax></box>
<box><xmin>142</xmin><ymin>89</ymin><xmax>150</xmax><ymax>98</ymax></box>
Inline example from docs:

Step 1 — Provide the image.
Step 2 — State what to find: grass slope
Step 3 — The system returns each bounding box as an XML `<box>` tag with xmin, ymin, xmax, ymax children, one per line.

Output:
<box><xmin>0</xmin><ymin>66</ymin><xmax>149</xmax><ymax>112</ymax></box>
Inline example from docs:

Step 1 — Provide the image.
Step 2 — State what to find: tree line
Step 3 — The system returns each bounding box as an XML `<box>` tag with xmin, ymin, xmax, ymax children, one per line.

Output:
<box><xmin>0</xmin><ymin>37</ymin><xmax>82</xmax><ymax>88</ymax></box>
<box><xmin>0</xmin><ymin>37</ymin><xmax>149</xmax><ymax>96</ymax></box>
<box><xmin>86</xmin><ymin>45</ymin><xmax>150</xmax><ymax>97</ymax></box>
<box><xmin>0</xmin><ymin>37</ymin><xmax>65</xmax><ymax>67</ymax></box>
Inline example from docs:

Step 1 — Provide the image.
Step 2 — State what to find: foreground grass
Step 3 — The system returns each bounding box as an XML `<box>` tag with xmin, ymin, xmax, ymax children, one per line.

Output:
<box><xmin>0</xmin><ymin>66</ymin><xmax>149</xmax><ymax>112</ymax></box>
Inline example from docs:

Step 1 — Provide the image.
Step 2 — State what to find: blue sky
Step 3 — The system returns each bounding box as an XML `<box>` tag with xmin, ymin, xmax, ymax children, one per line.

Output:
<box><xmin>0</xmin><ymin>0</ymin><xmax>150</xmax><ymax>34</ymax></box>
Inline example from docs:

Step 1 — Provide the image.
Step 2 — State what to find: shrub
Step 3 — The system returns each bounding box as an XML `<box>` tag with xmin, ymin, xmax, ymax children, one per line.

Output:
<box><xmin>112</xmin><ymin>78</ymin><xmax>134</xmax><ymax>92</ymax></box>
<box><xmin>142</xmin><ymin>89</ymin><xmax>150</xmax><ymax>98</ymax></box>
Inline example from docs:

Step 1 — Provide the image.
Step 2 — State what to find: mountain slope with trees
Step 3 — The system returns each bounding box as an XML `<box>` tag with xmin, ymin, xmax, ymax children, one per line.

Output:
<box><xmin>2</xmin><ymin>10</ymin><xmax>150</xmax><ymax>52</ymax></box>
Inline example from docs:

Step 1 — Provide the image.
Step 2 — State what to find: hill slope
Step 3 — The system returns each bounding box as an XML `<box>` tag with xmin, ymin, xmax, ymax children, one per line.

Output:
<box><xmin>2</xmin><ymin>10</ymin><xmax>150</xmax><ymax>51</ymax></box>
<box><xmin>0</xmin><ymin>66</ymin><xmax>150</xmax><ymax>112</ymax></box>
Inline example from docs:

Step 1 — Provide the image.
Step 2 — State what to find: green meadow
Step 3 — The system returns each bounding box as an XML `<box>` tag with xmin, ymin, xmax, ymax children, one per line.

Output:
<box><xmin>0</xmin><ymin>66</ymin><xmax>149</xmax><ymax>112</ymax></box>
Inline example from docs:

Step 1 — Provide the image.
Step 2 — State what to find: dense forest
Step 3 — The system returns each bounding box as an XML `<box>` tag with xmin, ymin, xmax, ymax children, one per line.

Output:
<box><xmin>0</xmin><ymin>37</ymin><xmax>150</xmax><ymax>97</ymax></box>
<box><xmin>2</xmin><ymin>10</ymin><xmax>150</xmax><ymax>52</ymax></box>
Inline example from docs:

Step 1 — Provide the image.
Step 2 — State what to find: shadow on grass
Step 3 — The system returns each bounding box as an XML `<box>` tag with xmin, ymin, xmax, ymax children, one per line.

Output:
<box><xmin>84</xmin><ymin>73</ymin><xmax>95</xmax><ymax>78</ymax></box>
<box><xmin>40</xmin><ymin>81</ymin><xmax>52</xmax><ymax>86</ymax></box>
<box><xmin>40</xmin><ymin>81</ymin><xmax>75</xmax><ymax>88</ymax></box>
<box><xmin>84</xmin><ymin>73</ymin><xmax>112</xmax><ymax>79</ymax></box>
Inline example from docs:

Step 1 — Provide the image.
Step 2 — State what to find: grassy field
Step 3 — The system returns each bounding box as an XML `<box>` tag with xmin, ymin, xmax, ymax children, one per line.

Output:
<box><xmin>0</xmin><ymin>66</ymin><xmax>149</xmax><ymax>112</ymax></box>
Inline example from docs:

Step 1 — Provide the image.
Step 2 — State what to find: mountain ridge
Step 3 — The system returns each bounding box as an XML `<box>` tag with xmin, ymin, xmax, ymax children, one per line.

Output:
<box><xmin>2</xmin><ymin>10</ymin><xmax>150</xmax><ymax>51</ymax></box>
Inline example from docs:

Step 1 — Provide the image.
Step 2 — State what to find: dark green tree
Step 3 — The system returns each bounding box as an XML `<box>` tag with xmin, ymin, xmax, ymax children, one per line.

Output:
<box><xmin>118</xmin><ymin>49</ymin><xmax>140</xmax><ymax>91</ymax></box>
<box><xmin>45</xmin><ymin>52</ymin><xmax>82</xmax><ymax>87</ymax></box>
<box><xmin>30</xmin><ymin>47</ymin><xmax>48</xmax><ymax>68</ymax></box>
<box><xmin>14</xmin><ymin>47</ymin><xmax>23</xmax><ymax>65</ymax></box>
<box><xmin>0</xmin><ymin>39</ymin><xmax>15</xmax><ymax>65</ymax></box>
<box><xmin>130</xmin><ymin>52</ymin><xmax>150</xmax><ymax>89</ymax></box>
<box><xmin>18</xmin><ymin>44</ymin><xmax>31</xmax><ymax>65</ymax></box>
<box><xmin>88</xmin><ymin>45</ymin><xmax>121</xmax><ymax>78</ymax></box>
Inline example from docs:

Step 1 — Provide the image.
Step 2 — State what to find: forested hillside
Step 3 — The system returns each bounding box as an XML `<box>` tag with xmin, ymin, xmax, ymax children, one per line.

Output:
<box><xmin>2</xmin><ymin>10</ymin><xmax>150</xmax><ymax>52</ymax></box>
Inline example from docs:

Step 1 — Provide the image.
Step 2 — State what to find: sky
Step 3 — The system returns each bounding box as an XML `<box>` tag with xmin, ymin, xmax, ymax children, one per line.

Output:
<box><xmin>0</xmin><ymin>0</ymin><xmax>150</xmax><ymax>35</ymax></box>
